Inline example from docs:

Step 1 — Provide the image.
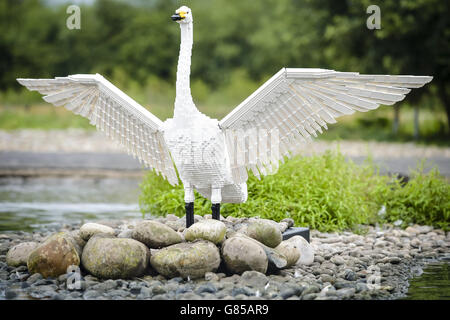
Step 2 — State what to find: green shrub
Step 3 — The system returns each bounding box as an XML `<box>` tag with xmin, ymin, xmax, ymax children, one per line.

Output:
<box><xmin>139</xmin><ymin>149</ymin><xmax>449</xmax><ymax>232</ymax></box>
<box><xmin>380</xmin><ymin>163</ymin><xmax>450</xmax><ymax>230</ymax></box>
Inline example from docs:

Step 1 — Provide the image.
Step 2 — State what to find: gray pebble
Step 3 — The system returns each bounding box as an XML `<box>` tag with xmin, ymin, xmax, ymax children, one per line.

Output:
<box><xmin>344</xmin><ymin>270</ymin><xmax>357</xmax><ymax>281</ymax></box>
<box><xmin>195</xmin><ymin>283</ymin><xmax>217</xmax><ymax>295</ymax></box>
<box><xmin>83</xmin><ymin>290</ymin><xmax>100</xmax><ymax>300</ymax></box>
<box><xmin>5</xmin><ymin>289</ymin><xmax>17</xmax><ymax>299</ymax></box>
<box><xmin>335</xmin><ymin>288</ymin><xmax>356</xmax><ymax>298</ymax></box>
<box><xmin>26</xmin><ymin>273</ymin><xmax>43</xmax><ymax>284</ymax></box>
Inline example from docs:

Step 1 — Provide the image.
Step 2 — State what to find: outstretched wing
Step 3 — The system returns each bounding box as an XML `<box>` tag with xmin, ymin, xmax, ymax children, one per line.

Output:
<box><xmin>17</xmin><ymin>74</ymin><xmax>178</xmax><ymax>185</ymax></box>
<box><xmin>219</xmin><ymin>68</ymin><xmax>432</xmax><ymax>183</ymax></box>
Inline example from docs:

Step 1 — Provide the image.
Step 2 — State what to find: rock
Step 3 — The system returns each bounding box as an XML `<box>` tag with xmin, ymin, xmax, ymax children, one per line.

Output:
<box><xmin>27</xmin><ymin>232</ymin><xmax>80</xmax><ymax>278</ymax></box>
<box><xmin>165</xmin><ymin>220</ymin><xmax>184</xmax><ymax>232</ymax></box>
<box><xmin>241</xmin><ymin>270</ymin><xmax>269</xmax><ymax>288</ymax></box>
<box><xmin>26</xmin><ymin>273</ymin><xmax>43</xmax><ymax>284</ymax></box>
<box><xmin>234</xmin><ymin>233</ymin><xmax>287</xmax><ymax>270</ymax></box>
<box><xmin>281</xmin><ymin>218</ymin><xmax>295</xmax><ymax>228</ymax></box>
<box><xmin>79</xmin><ymin>223</ymin><xmax>116</xmax><ymax>241</ymax></box>
<box><xmin>320</xmin><ymin>274</ymin><xmax>335</xmax><ymax>284</ymax></box>
<box><xmin>221</xmin><ymin>236</ymin><xmax>268</xmax><ymax>274</ymax></box>
<box><xmin>334</xmin><ymin>280</ymin><xmax>355</xmax><ymax>289</ymax></box>
<box><xmin>6</xmin><ymin>242</ymin><xmax>39</xmax><ymax>267</ymax></box>
<box><xmin>83</xmin><ymin>290</ymin><xmax>101</xmax><ymax>300</ymax></box>
<box><xmin>335</xmin><ymin>287</ymin><xmax>356</xmax><ymax>299</ymax></box>
<box><xmin>286</xmin><ymin>235</ymin><xmax>315</xmax><ymax>266</ymax></box>
<box><xmin>117</xmin><ymin>230</ymin><xmax>133</xmax><ymax>239</ymax></box>
<box><xmin>417</xmin><ymin>225</ymin><xmax>433</xmax><ymax>234</ymax></box>
<box><xmin>205</xmin><ymin>272</ymin><xmax>219</xmax><ymax>282</ymax></box>
<box><xmin>185</xmin><ymin>219</ymin><xmax>227</xmax><ymax>244</ymax></box>
<box><xmin>330</xmin><ymin>255</ymin><xmax>345</xmax><ymax>266</ymax></box>
<box><xmin>132</xmin><ymin>220</ymin><xmax>183</xmax><ymax>248</ymax></box>
<box><xmin>195</xmin><ymin>283</ymin><xmax>218</xmax><ymax>295</ymax></box>
<box><xmin>150</xmin><ymin>241</ymin><xmax>220</xmax><ymax>279</ymax></box>
<box><xmin>280</xmin><ymin>287</ymin><xmax>297</xmax><ymax>299</ymax></box>
<box><xmin>356</xmin><ymin>283</ymin><xmax>368</xmax><ymax>292</ymax></box>
<box><xmin>5</xmin><ymin>289</ymin><xmax>18</xmax><ymax>300</ymax></box>
<box><xmin>81</xmin><ymin>235</ymin><xmax>150</xmax><ymax>279</ymax></box>
<box><xmin>245</xmin><ymin>219</ymin><xmax>282</xmax><ymax>248</ymax></box>
<box><xmin>410</xmin><ymin>239</ymin><xmax>421</xmax><ymax>248</ymax></box>
<box><xmin>275</xmin><ymin>240</ymin><xmax>300</xmax><ymax>268</ymax></box>
<box><xmin>278</xmin><ymin>222</ymin><xmax>289</xmax><ymax>233</ymax></box>
<box><xmin>67</xmin><ymin>230</ymin><xmax>87</xmax><ymax>250</ymax></box>
<box><xmin>405</xmin><ymin>226</ymin><xmax>419</xmax><ymax>235</ymax></box>
<box><xmin>91</xmin><ymin>279</ymin><xmax>119</xmax><ymax>292</ymax></box>
<box><xmin>344</xmin><ymin>269</ymin><xmax>357</xmax><ymax>281</ymax></box>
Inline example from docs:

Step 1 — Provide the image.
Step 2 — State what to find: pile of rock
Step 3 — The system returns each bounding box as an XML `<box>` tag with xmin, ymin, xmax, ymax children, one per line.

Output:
<box><xmin>6</xmin><ymin>216</ymin><xmax>314</xmax><ymax>281</ymax></box>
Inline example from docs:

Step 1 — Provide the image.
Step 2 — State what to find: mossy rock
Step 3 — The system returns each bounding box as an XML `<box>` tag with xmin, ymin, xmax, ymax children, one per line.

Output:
<box><xmin>81</xmin><ymin>235</ymin><xmax>150</xmax><ymax>279</ymax></box>
<box><xmin>6</xmin><ymin>242</ymin><xmax>39</xmax><ymax>267</ymax></box>
<box><xmin>245</xmin><ymin>219</ymin><xmax>282</xmax><ymax>248</ymax></box>
<box><xmin>150</xmin><ymin>240</ymin><xmax>220</xmax><ymax>279</ymax></box>
<box><xmin>221</xmin><ymin>236</ymin><xmax>268</xmax><ymax>274</ymax></box>
<box><xmin>27</xmin><ymin>232</ymin><xmax>80</xmax><ymax>278</ymax></box>
<box><xmin>132</xmin><ymin>220</ymin><xmax>183</xmax><ymax>248</ymax></box>
<box><xmin>185</xmin><ymin>219</ymin><xmax>227</xmax><ymax>244</ymax></box>
<box><xmin>79</xmin><ymin>222</ymin><xmax>115</xmax><ymax>241</ymax></box>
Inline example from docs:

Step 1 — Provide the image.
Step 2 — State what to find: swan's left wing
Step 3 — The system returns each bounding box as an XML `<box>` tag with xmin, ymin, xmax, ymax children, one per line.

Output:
<box><xmin>17</xmin><ymin>74</ymin><xmax>178</xmax><ymax>185</ymax></box>
<box><xmin>219</xmin><ymin>68</ymin><xmax>432</xmax><ymax>183</ymax></box>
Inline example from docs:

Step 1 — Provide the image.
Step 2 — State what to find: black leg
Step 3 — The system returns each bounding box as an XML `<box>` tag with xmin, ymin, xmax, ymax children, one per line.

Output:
<box><xmin>185</xmin><ymin>202</ymin><xmax>194</xmax><ymax>228</ymax></box>
<box><xmin>212</xmin><ymin>203</ymin><xmax>220</xmax><ymax>220</ymax></box>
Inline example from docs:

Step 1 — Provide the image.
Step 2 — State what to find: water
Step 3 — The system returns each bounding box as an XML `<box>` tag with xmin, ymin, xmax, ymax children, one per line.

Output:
<box><xmin>403</xmin><ymin>260</ymin><xmax>450</xmax><ymax>300</ymax></box>
<box><xmin>0</xmin><ymin>176</ymin><xmax>143</xmax><ymax>232</ymax></box>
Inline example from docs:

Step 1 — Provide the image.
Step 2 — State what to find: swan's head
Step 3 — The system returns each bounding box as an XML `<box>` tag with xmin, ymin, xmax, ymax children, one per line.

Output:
<box><xmin>171</xmin><ymin>6</ymin><xmax>193</xmax><ymax>24</ymax></box>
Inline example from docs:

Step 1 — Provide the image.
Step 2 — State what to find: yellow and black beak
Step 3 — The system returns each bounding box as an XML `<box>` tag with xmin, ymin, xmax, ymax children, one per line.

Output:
<box><xmin>171</xmin><ymin>12</ymin><xmax>185</xmax><ymax>21</ymax></box>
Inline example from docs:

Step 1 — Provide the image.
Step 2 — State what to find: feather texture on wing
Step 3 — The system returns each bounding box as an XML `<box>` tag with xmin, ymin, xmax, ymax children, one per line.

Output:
<box><xmin>17</xmin><ymin>74</ymin><xmax>178</xmax><ymax>185</ymax></box>
<box><xmin>219</xmin><ymin>68</ymin><xmax>432</xmax><ymax>184</ymax></box>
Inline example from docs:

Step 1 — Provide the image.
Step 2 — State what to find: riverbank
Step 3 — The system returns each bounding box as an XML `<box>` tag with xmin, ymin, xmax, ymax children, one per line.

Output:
<box><xmin>0</xmin><ymin>217</ymin><xmax>448</xmax><ymax>300</ymax></box>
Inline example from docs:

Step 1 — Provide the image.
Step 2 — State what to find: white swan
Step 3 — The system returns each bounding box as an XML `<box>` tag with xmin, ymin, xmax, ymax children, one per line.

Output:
<box><xmin>17</xmin><ymin>6</ymin><xmax>432</xmax><ymax>227</ymax></box>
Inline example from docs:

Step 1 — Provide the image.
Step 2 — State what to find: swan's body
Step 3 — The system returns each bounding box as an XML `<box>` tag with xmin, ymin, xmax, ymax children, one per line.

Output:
<box><xmin>17</xmin><ymin>6</ymin><xmax>432</xmax><ymax>227</ymax></box>
<box><xmin>163</xmin><ymin>8</ymin><xmax>247</xmax><ymax>205</ymax></box>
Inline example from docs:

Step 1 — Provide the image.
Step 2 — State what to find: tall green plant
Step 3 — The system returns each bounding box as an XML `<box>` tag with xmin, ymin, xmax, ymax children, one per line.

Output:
<box><xmin>139</xmin><ymin>149</ymin><xmax>449</xmax><ymax>232</ymax></box>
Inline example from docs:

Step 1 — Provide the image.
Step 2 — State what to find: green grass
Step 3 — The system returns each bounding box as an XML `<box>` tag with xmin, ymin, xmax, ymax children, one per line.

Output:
<box><xmin>139</xmin><ymin>149</ymin><xmax>450</xmax><ymax>232</ymax></box>
<box><xmin>0</xmin><ymin>104</ymin><xmax>93</xmax><ymax>130</ymax></box>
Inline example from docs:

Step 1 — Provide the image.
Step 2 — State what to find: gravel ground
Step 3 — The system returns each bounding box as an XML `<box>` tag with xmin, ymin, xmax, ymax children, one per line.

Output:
<box><xmin>0</xmin><ymin>218</ymin><xmax>448</xmax><ymax>301</ymax></box>
<box><xmin>1</xmin><ymin>129</ymin><xmax>449</xmax><ymax>159</ymax></box>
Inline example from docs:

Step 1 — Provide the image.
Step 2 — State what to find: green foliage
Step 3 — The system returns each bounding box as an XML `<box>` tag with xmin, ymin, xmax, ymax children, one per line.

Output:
<box><xmin>0</xmin><ymin>104</ymin><xmax>92</xmax><ymax>130</ymax></box>
<box><xmin>139</xmin><ymin>149</ymin><xmax>449</xmax><ymax>232</ymax></box>
<box><xmin>380</xmin><ymin>164</ymin><xmax>450</xmax><ymax>230</ymax></box>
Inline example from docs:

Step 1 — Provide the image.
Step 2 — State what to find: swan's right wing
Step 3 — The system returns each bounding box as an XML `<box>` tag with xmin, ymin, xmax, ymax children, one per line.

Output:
<box><xmin>219</xmin><ymin>68</ymin><xmax>432</xmax><ymax>184</ymax></box>
<box><xmin>17</xmin><ymin>74</ymin><xmax>178</xmax><ymax>185</ymax></box>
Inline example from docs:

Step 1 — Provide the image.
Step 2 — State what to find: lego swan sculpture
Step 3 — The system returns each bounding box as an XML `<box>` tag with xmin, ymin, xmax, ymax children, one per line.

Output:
<box><xmin>17</xmin><ymin>6</ymin><xmax>432</xmax><ymax>227</ymax></box>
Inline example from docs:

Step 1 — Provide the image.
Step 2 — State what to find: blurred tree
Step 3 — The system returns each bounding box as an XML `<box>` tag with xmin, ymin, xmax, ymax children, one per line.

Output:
<box><xmin>313</xmin><ymin>0</ymin><xmax>450</xmax><ymax>130</ymax></box>
<box><xmin>0</xmin><ymin>0</ymin><xmax>448</xmax><ymax>132</ymax></box>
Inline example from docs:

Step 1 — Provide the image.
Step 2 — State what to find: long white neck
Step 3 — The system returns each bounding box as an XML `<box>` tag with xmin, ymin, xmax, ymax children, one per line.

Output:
<box><xmin>174</xmin><ymin>21</ymin><xmax>200</xmax><ymax>120</ymax></box>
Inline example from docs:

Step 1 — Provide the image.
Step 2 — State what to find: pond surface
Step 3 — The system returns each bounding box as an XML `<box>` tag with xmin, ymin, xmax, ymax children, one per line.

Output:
<box><xmin>0</xmin><ymin>176</ymin><xmax>143</xmax><ymax>232</ymax></box>
<box><xmin>403</xmin><ymin>259</ymin><xmax>450</xmax><ymax>300</ymax></box>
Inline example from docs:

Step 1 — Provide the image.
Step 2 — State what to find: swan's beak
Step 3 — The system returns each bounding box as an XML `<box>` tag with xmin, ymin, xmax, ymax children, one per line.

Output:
<box><xmin>171</xmin><ymin>13</ymin><xmax>183</xmax><ymax>21</ymax></box>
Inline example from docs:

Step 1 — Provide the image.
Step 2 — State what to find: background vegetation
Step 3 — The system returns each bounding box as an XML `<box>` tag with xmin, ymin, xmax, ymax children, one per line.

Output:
<box><xmin>0</xmin><ymin>0</ymin><xmax>449</xmax><ymax>145</ymax></box>
<box><xmin>139</xmin><ymin>149</ymin><xmax>450</xmax><ymax>232</ymax></box>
